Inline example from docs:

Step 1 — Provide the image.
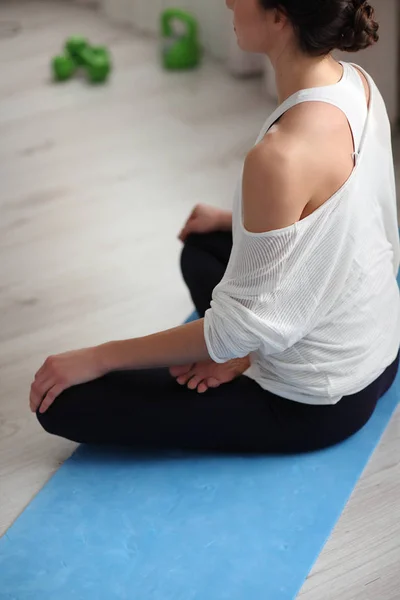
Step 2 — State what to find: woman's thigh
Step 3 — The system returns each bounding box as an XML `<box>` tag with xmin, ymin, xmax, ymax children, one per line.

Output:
<box><xmin>36</xmin><ymin>365</ymin><xmax>384</xmax><ymax>454</ymax></box>
<box><xmin>37</xmin><ymin>369</ymin><xmax>273</xmax><ymax>450</ymax></box>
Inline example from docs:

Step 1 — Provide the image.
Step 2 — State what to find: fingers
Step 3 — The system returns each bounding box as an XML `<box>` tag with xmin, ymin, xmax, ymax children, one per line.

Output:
<box><xmin>189</xmin><ymin>375</ymin><xmax>222</xmax><ymax>394</ymax></box>
<box><xmin>197</xmin><ymin>381</ymin><xmax>209</xmax><ymax>394</ymax></box>
<box><xmin>179</xmin><ymin>221</ymin><xmax>195</xmax><ymax>242</ymax></box>
<box><xmin>177</xmin><ymin>374</ymin><xmax>191</xmax><ymax>386</ymax></box>
<box><xmin>197</xmin><ymin>377</ymin><xmax>221</xmax><ymax>395</ymax></box>
<box><xmin>194</xmin><ymin>376</ymin><xmax>222</xmax><ymax>394</ymax></box>
<box><xmin>178</xmin><ymin>227</ymin><xmax>189</xmax><ymax>242</ymax></box>
<box><xmin>172</xmin><ymin>361</ymin><xmax>219</xmax><ymax>394</ymax></box>
<box><xmin>184</xmin><ymin>373</ymin><xmax>213</xmax><ymax>394</ymax></box>
<box><xmin>169</xmin><ymin>364</ymin><xmax>194</xmax><ymax>378</ymax></box>
<box><xmin>187</xmin><ymin>374</ymin><xmax>203</xmax><ymax>391</ymax></box>
<box><xmin>174</xmin><ymin>367</ymin><xmax>207</xmax><ymax>393</ymax></box>
<box><xmin>30</xmin><ymin>378</ymin><xmax>54</xmax><ymax>413</ymax></box>
<box><xmin>34</xmin><ymin>362</ymin><xmax>48</xmax><ymax>385</ymax></box>
<box><xmin>176</xmin><ymin>369</ymin><xmax>196</xmax><ymax>386</ymax></box>
<box><xmin>38</xmin><ymin>384</ymin><xmax>65</xmax><ymax>414</ymax></box>
<box><xmin>179</xmin><ymin>205</ymin><xmax>202</xmax><ymax>242</ymax></box>
<box><xmin>206</xmin><ymin>377</ymin><xmax>221</xmax><ymax>389</ymax></box>
<box><xmin>30</xmin><ymin>358</ymin><xmax>55</xmax><ymax>412</ymax></box>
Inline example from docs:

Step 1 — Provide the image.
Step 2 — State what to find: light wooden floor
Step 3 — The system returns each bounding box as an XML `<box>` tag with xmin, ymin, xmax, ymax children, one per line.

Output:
<box><xmin>0</xmin><ymin>2</ymin><xmax>399</xmax><ymax>599</ymax></box>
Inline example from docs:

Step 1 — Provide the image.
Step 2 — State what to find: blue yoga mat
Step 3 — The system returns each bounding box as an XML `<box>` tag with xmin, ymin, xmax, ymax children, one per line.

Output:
<box><xmin>1</xmin><ymin>331</ymin><xmax>399</xmax><ymax>599</ymax></box>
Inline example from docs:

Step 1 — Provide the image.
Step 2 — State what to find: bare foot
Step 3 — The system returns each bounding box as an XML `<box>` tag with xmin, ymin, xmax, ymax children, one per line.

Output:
<box><xmin>169</xmin><ymin>357</ymin><xmax>250</xmax><ymax>394</ymax></box>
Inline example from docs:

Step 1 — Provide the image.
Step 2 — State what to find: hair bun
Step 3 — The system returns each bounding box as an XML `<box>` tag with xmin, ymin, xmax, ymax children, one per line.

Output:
<box><xmin>339</xmin><ymin>1</ymin><xmax>379</xmax><ymax>52</ymax></box>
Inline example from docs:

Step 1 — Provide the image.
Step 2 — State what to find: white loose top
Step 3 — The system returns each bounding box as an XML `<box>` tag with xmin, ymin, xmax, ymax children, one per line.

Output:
<box><xmin>204</xmin><ymin>62</ymin><xmax>400</xmax><ymax>405</ymax></box>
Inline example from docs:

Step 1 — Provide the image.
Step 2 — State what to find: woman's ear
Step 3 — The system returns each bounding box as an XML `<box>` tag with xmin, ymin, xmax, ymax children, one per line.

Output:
<box><xmin>273</xmin><ymin>7</ymin><xmax>289</xmax><ymax>26</ymax></box>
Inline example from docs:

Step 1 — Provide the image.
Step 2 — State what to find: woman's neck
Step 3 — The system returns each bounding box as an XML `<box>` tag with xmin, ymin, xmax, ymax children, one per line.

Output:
<box><xmin>269</xmin><ymin>48</ymin><xmax>344</xmax><ymax>104</ymax></box>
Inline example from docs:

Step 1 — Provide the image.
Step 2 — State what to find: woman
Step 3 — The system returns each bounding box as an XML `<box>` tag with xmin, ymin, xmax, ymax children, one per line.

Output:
<box><xmin>31</xmin><ymin>0</ymin><xmax>400</xmax><ymax>453</ymax></box>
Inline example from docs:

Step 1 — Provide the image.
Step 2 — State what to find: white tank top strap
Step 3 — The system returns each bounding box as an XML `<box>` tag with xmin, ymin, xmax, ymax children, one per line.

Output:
<box><xmin>255</xmin><ymin>61</ymin><xmax>369</xmax><ymax>161</ymax></box>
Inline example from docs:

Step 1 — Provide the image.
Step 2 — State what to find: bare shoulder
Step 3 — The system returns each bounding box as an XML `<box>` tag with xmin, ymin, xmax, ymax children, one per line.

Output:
<box><xmin>278</xmin><ymin>100</ymin><xmax>355</xmax><ymax>150</ymax></box>
<box><xmin>242</xmin><ymin>127</ymin><xmax>313</xmax><ymax>234</ymax></box>
<box><xmin>243</xmin><ymin>99</ymin><xmax>356</xmax><ymax>234</ymax></box>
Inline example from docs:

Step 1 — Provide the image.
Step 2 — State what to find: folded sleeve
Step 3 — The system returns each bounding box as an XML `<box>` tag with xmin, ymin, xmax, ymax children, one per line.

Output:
<box><xmin>203</xmin><ymin>216</ymin><xmax>351</xmax><ymax>363</ymax></box>
<box><xmin>204</xmin><ymin>293</ymin><xmax>285</xmax><ymax>363</ymax></box>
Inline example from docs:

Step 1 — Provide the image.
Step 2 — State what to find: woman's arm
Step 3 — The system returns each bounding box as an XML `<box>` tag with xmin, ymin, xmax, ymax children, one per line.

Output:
<box><xmin>98</xmin><ymin>319</ymin><xmax>210</xmax><ymax>372</ymax></box>
<box><xmin>31</xmin><ymin>320</ymin><xmax>211</xmax><ymax>413</ymax></box>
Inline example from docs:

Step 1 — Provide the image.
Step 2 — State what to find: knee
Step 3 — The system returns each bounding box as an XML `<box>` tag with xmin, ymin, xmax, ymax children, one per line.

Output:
<box><xmin>36</xmin><ymin>403</ymin><xmax>60</xmax><ymax>436</ymax></box>
<box><xmin>35</xmin><ymin>388</ymin><xmax>75</xmax><ymax>439</ymax></box>
<box><xmin>180</xmin><ymin>235</ymin><xmax>198</xmax><ymax>283</ymax></box>
<box><xmin>180</xmin><ymin>233</ymin><xmax>210</xmax><ymax>275</ymax></box>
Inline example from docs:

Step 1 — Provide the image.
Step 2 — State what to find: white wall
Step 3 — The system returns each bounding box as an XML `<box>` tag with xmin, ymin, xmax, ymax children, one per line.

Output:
<box><xmin>102</xmin><ymin>0</ymin><xmax>236</xmax><ymax>61</ymax></box>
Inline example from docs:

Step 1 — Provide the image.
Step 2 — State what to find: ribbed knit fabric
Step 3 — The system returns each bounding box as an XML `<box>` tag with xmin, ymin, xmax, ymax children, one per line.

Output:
<box><xmin>204</xmin><ymin>62</ymin><xmax>400</xmax><ymax>405</ymax></box>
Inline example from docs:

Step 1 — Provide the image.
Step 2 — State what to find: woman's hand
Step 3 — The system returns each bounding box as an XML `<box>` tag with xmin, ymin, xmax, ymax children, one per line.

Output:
<box><xmin>30</xmin><ymin>320</ymin><xmax>211</xmax><ymax>414</ymax></box>
<box><xmin>170</xmin><ymin>357</ymin><xmax>250</xmax><ymax>394</ymax></box>
<box><xmin>179</xmin><ymin>204</ymin><xmax>232</xmax><ymax>242</ymax></box>
<box><xmin>30</xmin><ymin>347</ymin><xmax>104</xmax><ymax>414</ymax></box>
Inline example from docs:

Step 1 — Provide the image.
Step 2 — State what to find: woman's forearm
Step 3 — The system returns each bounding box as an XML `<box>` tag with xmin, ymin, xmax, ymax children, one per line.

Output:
<box><xmin>97</xmin><ymin>318</ymin><xmax>210</xmax><ymax>373</ymax></box>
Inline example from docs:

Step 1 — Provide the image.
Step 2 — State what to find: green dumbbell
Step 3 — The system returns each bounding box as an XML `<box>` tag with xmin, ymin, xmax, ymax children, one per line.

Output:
<box><xmin>65</xmin><ymin>36</ymin><xmax>89</xmax><ymax>66</ymax></box>
<box><xmin>51</xmin><ymin>37</ymin><xmax>112</xmax><ymax>84</ymax></box>
<box><xmin>81</xmin><ymin>46</ymin><xmax>112</xmax><ymax>83</ymax></box>
<box><xmin>51</xmin><ymin>36</ymin><xmax>87</xmax><ymax>81</ymax></box>
<box><xmin>52</xmin><ymin>54</ymin><xmax>76</xmax><ymax>81</ymax></box>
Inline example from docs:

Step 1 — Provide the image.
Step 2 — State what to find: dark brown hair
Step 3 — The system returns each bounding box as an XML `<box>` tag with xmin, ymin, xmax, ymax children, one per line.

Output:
<box><xmin>259</xmin><ymin>0</ymin><xmax>379</xmax><ymax>55</ymax></box>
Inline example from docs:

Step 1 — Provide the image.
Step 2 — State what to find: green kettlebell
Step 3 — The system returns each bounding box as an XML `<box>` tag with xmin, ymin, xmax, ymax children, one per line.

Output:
<box><xmin>161</xmin><ymin>9</ymin><xmax>201</xmax><ymax>70</ymax></box>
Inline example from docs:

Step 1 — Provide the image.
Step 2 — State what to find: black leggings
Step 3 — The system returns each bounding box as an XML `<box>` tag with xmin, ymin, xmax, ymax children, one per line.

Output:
<box><xmin>37</xmin><ymin>232</ymin><xmax>399</xmax><ymax>454</ymax></box>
